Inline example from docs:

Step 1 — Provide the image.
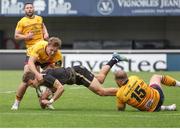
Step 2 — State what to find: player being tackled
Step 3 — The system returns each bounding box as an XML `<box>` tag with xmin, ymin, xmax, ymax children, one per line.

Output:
<box><xmin>18</xmin><ymin>53</ymin><xmax>127</xmax><ymax>109</ymax></box>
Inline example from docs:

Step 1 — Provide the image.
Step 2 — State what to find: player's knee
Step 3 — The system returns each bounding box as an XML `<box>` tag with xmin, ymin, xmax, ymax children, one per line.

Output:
<box><xmin>152</xmin><ymin>74</ymin><xmax>162</xmax><ymax>80</ymax></box>
<box><xmin>150</xmin><ymin>74</ymin><xmax>162</xmax><ymax>85</ymax></box>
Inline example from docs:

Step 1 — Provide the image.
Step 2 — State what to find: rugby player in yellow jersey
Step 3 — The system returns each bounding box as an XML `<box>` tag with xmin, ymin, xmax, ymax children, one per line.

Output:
<box><xmin>26</xmin><ymin>38</ymin><xmax>63</xmax><ymax>81</ymax></box>
<box><xmin>14</xmin><ymin>2</ymin><xmax>49</xmax><ymax>48</ymax></box>
<box><xmin>115</xmin><ymin>70</ymin><xmax>180</xmax><ymax>112</ymax></box>
<box><xmin>11</xmin><ymin>2</ymin><xmax>50</xmax><ymax>110</ymax></box>
<box><xmin>11</xmin><ymin>37</ymin><xmax>63</xmax><ymax>110</ymax></box>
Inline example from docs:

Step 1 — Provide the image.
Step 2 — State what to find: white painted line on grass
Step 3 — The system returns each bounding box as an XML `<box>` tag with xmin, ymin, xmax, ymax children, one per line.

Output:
<box><xmin>67</xmin><ymin>86</ymin><xmax>84</xmax><ymax>89</ymax></box>
<box><xmin>0</xmin><ymin>90</ymin><xmax>16</xmax><ymax>94</ymax></box>
<box><xmin>1</xmin><ymin>112</ymin><xmax>180</xmax><ymax>118</ymax></box>
<box><xmin>0</xmin><ymin>87</ymin><xmax>83</xmax><ymax>94</ymax></box>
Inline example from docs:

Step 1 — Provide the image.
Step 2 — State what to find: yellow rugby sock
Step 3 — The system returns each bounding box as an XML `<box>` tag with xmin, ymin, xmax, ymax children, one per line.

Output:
<box><xmin>161</xmin><ymin>75</ymin><xmax>176</xmax><ymax>86</ymax></box>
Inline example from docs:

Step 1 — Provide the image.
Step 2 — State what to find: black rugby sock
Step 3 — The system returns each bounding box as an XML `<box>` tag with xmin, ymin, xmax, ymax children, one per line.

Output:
<box><xmin>106</xmin><ymin>59</ymin><xmax>117</xmax><ymax>68</ymax></box>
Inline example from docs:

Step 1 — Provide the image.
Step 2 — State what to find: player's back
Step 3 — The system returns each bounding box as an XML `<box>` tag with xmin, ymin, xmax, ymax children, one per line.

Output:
<box><xmin>43</xmin><ymin>67</ymin><xmax>75</xmax><ymax>86</ymax></box>
<box><xmin>116</xmin><ymin>76</ymin><xmax>160</xmax><ymax>112</ymax></box>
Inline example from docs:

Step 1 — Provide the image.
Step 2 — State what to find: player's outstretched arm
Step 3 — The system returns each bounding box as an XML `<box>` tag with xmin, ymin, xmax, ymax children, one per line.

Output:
<box><xmin>14</xmin><ymin>30</ymin><xmax>33</xmax><ymax>41</ymax></box>
<box><xmin>41</xmin><ymin>79</ymin><xmax>64</xmax><ymax>105</ymax></box>
<box><xmin>28</xmin><ymin>57</ymin><xmax>43</xmax><ymax>81</ymax></box>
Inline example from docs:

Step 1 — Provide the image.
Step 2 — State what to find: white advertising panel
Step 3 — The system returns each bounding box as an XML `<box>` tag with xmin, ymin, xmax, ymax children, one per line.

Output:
<box><xmin>63</xmin><ymin>54</ymin><xmax>167</xmax><ymax>72</ymax></box>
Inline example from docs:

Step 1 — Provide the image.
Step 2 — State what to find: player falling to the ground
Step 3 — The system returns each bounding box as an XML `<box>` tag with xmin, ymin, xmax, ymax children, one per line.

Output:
<box><xmin>115</xmin><ymin>69</ymin><xmax>179</xmax><ymax>112</ymax></box>
<box><xmin>22</xmin><ymin>53</ymin><xmax>177</xmax><ymax>110</ymax></box>
<box><xmin>21</xmin><ymin>53</ymin><xmax>127</xmax><ymax>107</ymax></box>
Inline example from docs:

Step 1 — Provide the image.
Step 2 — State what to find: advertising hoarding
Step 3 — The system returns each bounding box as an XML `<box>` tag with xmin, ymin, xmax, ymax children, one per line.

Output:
<box><xmin>1</xmin><ymin>0</ymin><xmax>180</xmax><ymax>16</ymax></box>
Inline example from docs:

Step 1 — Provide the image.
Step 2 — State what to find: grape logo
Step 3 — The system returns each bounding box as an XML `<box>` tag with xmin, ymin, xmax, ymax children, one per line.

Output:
<box><xmin>33</xmin><ymin>0</ymin><xmax>46</xmax><ymax>15</ymax></box>
<box><xmin>97</xmin><ymin>0</ymin><xmax>114</xmax><ymax>15</ymax></box>
<box><xmin>1</xmin><ymin>0</ymin><xmax>24</xmax><ymax>14</ymax></box>
<box><xmin>48</xmin><ymin>0</ymin><xmax>78</xmax><ymax>15</ymax></box>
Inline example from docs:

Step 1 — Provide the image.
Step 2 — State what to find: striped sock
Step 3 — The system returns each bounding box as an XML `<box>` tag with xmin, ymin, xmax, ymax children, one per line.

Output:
<box><xmin>161</xmin><ymin>75</ymin><xmax>176</xmax><ymax>86</ymax></box>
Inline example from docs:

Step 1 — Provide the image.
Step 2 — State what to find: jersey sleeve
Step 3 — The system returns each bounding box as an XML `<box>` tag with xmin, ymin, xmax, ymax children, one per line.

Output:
<box><xmin>42</xmin><ymin>74</ymin><xmax>56</xmax><ymax>88</ymax></box>
<box><xmin>15</xmin><ymin>21</ymin><xmax>23</xmax><ymax>32</ymax></box>
<box><xmin>39</xmin><ymin>15</ymin><xmax>43</xmax><ymax>21</ymax></box>
<box><xmin>41</xmin><ymin>16</ymin><xmax>44</xmax><ymax>23</ymax></box>
<box><xmin>37</xmin><ymin>15</ymin><xmax>43</xmax><ymax>25</ymax></box>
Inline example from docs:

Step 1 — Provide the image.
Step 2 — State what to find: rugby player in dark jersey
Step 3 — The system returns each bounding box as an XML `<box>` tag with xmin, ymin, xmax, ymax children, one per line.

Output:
<box><xmin>22</xmin><ymin>53</ymin><xmax>128</xmax><ymax>106</ymax></box>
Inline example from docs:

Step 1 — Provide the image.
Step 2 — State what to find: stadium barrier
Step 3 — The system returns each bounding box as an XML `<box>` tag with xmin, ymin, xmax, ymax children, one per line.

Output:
<box><xmin>0</xmin><ymin>49</ymin><xmax>180</xmax><ymax>72</ymax></box>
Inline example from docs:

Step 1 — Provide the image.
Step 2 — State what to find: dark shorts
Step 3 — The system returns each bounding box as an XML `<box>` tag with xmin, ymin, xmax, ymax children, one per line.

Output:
<box><xmin>150</xmin><ymin>84</ymin><xmax>164</xmax><ymax>112</ymax></box>
<box><xmin>25</xmin><ymin>56</ymin><xmax>50</xmax><ymax>69</ymax></box>
<box><xmin>73</xmin><ymin>66</ymin><xmax>94</xmax><ymax>87</ymax></box>
<box><xmin>43</xmin><ymin>66</ymin><xmax>95</xmax><ymax>88</ymax></box>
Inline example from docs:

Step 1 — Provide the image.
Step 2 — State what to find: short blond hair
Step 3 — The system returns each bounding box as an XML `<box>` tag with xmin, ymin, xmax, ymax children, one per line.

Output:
<box><xmin>48</xmin><ymin>37</ymin><xmax>62</xmax><ymax>48</ymax></box>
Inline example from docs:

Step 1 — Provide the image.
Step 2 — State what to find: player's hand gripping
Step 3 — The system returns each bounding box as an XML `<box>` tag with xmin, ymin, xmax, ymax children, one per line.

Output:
<box><xmin>25</xmin><ymin>31</ymin><xmax>34</xmax><ymax>40</ymax></box>
<box><xmin>41</xmin><ymin>99</ymin><xmax>54</xmax><ymax>105</ymax></box>
<box><xmin>36</xmin><ymin>73</ymin><xmax>43</xmax><ymax>82</ymax></box>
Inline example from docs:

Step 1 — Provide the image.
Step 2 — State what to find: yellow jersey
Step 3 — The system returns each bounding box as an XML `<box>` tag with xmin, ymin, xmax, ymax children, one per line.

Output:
<box><xmin>116</xmin><ymin>76</ymin><xmax>160</xmax><ymax>112</ymax></box>
<box><xmin>27</xmin><ymin>40</ymin><xmax>63</xmax><ymax>66</ymax></box>
<box><xmin>15</xmin><ymin>15</ymin><xmax>44</xmax><ymax>48</ymax></box>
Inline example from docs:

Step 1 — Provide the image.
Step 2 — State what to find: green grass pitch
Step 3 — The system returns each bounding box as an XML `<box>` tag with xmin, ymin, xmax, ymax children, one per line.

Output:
<box><xmin>0</xmin><ymin>70</ymin><xmax>180</xmax><ymax>127</ymax></box>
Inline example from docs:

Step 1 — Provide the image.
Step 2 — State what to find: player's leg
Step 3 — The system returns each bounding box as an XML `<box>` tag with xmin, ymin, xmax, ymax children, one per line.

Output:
<box><xmin>149</xmin><ymin>74</ymin><xmax>179</xmax><ymax>111</ymax></box>
<box><xmin>150</xmin><ymin>74</ymin><xmax>180</xmax><ymax>111</ymax></box>
<box><xmin>73</xmin><ymin>65</ymin><xmax>118</xmax><ymax>96</ymax></box>
<box><xmin>149</xmin><ymin>74</ymin><xmax>180</xmax><ymax>87</ymax></box>
<box><xmin>11</xmin><ymin>82</ymin><xmax>28</xmax><ymax>110</ymax></box>
<box><xmin>11</xmin><ymin>64</ymin><xmax>30</xmax><ymax>110</ymax></box>
<box><xmin>95</xmin><ymin>65</ymin><xmax>111</xmax><ymax>84</ymax></box>
<box><xmin>149</xmin><ymin>74</ymin><xmax>162</xmax><ymax>88</ymax></box>
<box><xmin>149</xmin><ymin>74</ymin><xmax>164</xmax><ymax>112</ymax></box>
<box><xmin>161</xmin><ymin>75</ymin><xmax>180</xmax><ymax>87</ymax></box>
<box><xmin>96</xmin><ymin>52</ymin><xmax>129</xmax><ymax>84</ymax></box>
<box><xmin>16</xmin><ymin>65</ymin><xmax>30</xmax><ymax>98</ymax></box>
